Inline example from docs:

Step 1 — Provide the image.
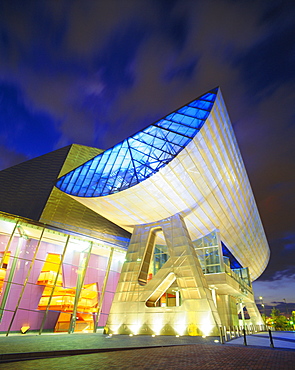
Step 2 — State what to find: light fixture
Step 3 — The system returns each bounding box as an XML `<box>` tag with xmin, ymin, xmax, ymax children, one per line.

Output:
<box><xmin>21</xmin><ymin>325</ymin><xmax>30</xmax><ymax>334</ymax></box>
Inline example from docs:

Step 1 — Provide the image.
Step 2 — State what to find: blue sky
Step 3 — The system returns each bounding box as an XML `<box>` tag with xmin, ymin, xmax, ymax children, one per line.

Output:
<box><xmin>0</xmin><ymin>0</ymin><xmax>294</xmax><ymax>312</ymax></box>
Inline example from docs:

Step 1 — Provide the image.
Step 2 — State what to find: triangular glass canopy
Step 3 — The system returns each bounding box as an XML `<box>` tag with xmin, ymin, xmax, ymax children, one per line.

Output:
<box><xmin>56</xmin><ymin>88</ymin><xmax>218</xmax><ymax>197</ymax></box>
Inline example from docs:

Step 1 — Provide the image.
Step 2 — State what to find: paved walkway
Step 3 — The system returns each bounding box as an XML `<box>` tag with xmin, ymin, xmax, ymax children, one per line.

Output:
<box><xmin>227</xmin><ymin>331</ymin><xmax>295</xmax><ymax>350</ymax></box>
<box><xmin>0</xmin><ymin>332</ymin><xmax>216</xmax><ymax>355</ymax></box>
<box><xmin>0</xmin><ymin>331</ymin><xmax>294</xmax><ymax>369</ymax></box>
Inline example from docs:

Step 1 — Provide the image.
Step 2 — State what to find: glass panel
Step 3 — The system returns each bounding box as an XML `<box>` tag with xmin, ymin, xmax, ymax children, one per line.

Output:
<box><xmin>0</xmin><ymin>213</ymin><xmax>128</xmax><ymax>334</ymax></box>
<box><xmin>56</xmin><ymin>89</ymin><xmax>218</xmax><ymax>197</ymax></box>
<box><xmin>193</xmin><ymin>231</ymin><xmax>222</xmax><ymax>274</ymax></box>
<box><xmin>97</xmin><ymin>312</ymin><xmax>108</xmax><ymax>327</ymax></box>
<box><xmin>152</xmin><ymin>245</ymin><xmax>169</xmax><ymax>276</ymax></box>
<box><xmin>101</xmin><ymin>291</ymin><xmax>114</xmax><ymax>316</ymax></box>
<box><xmin>232</xmin><ymin>267</ymin><xmax>251</xmax><ymax>287</ymax></box>
<box><xmin>0</xmin><ymin>309</ymin><xmax>14</xmax><ymax>333</ymax></box>
<box><xmin>41</xmin><ymin>310</ymin><xmax>60</xmax><ymax>332</ymax></box>
<box><xmin>189</xmin><ymin>100</ymin><xmax>213</xmax><ymax>110</ymax></box>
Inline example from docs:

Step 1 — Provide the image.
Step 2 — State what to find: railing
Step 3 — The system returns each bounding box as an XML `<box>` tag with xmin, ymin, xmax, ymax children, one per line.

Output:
<box><xmin>223</xmin><ymin>265</ymin><xmax>252</xmax><ymax>293</ymax></box>
<box><xmin>219</xmin><ymin>324</ymin><xmax>267</xmax><ymax>344</ymax></box>
<box><xmin>232</xmin><ymin>267</ymin><xmax>251</xmax><ymax>287</ymax></box>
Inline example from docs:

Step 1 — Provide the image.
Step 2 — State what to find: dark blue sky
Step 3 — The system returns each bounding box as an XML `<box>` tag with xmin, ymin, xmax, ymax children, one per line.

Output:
<box><xmin>0</xmin><ymin>0</ymin><xmax>294</xmax><ymax>310</ymax></box>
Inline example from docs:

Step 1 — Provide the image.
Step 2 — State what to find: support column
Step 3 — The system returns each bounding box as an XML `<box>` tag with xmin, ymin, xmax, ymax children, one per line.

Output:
<box><xmin>105</xmin><ymin>213</ymin><xmax>221</xmax><ymax>336</ymax></box>
<box><xmin>245</xmin><ymin>301</ymin><xmax>264</xmax><ymax>326</ymax></box>
<box><xmin>216</xmin><ymin>294</ymin><xmax>239</xmax><ymax>327</ymax></box>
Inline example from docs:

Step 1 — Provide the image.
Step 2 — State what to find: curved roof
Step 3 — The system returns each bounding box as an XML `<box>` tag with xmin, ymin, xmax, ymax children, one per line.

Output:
<box><xmin>55</xmin><ymin>88</ymin><xmax>270</xmax><ymax>281</ymax></box>
<box><xmin>56</xmin><ymin>88</ymin><xmax>218</xmax><ymax>197</ymax></box>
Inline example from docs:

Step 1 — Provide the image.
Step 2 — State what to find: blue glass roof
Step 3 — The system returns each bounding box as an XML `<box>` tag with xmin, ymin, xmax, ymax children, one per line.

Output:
<box><xmin>56</xmin><ymin>88</ymin><xmax>218</xmax><ymax>197</ymax></box>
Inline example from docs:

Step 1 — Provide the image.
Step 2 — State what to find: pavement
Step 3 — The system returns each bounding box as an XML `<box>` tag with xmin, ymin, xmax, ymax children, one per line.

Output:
<box><xmin>0</xmin><ymin>331</ymin><xmax>294</xmax><ymax>369</ymax></box>
<box><xmin>226</xmin><ymin>331</ymin><xmax>295</xmax><ymax>350</ymax></box>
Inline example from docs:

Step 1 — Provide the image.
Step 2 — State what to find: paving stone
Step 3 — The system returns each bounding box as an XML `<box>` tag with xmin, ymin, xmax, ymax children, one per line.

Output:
<box><xmin>0</xmin><ymin>344</ymin><xmax>295</xmax><ymax>370</ymax></box>
<box><xmin>0</xmin><ymin>332</ymin><xmax>294</xmax><ymax>369</ymax></box>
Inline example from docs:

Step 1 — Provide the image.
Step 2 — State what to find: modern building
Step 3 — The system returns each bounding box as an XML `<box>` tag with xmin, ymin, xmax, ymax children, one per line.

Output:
<box><xmin>0</xmin><ymin>87</ymin><xmax>269</xmax><ymax>336</ymax></box>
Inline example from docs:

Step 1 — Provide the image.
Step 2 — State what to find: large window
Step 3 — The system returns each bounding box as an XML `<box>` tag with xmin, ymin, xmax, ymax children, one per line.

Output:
<box><xmin>194</xmin><ymin>231</ymin><xmax>222</xmax><ymax>274</ymax></box>
<box><xmin>0</xmin><ymin>213</ymin><xmax>125</xmax><ymax>335</ymax></box>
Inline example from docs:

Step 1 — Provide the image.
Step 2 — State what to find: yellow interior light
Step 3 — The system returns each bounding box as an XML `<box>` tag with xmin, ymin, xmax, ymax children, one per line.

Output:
<box><xmin>21</xmin><ymin>325</ymin><xmax>30</xmax><ymax>334</ymax></box>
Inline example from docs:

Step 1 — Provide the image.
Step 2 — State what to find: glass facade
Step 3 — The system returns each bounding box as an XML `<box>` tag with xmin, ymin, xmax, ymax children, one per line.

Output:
<box><xmin>56</xmin><ymin>89</ymin><xmax>217</xmax><ymax>197</ymax></box>
<box><xmin>143</xmin><ymin>231</ymin><xmax>251</xmax><ymax>309</ymax></box>
<box><xmin>194</xmin><ymin>231</ymin><xmax>222</xmax><ymax>274</ymax></box>
<box><xmin>152</xmin><ymin>245</ymin><xmax>169</xmax><ymax>276</ymax></box>
<box><xmin>150</xmin><ymin>232</ymin><xmax>248</xmax><ymax>279</ymax></box>
<box><xmin>0</xmin><ymin>212</ymin><xmax>126</xmax><ymax>335</ymax></box>
<box><xmin>146</xmin><ymin>243</ymin><xmax>180</xmax><ymax>308</ymax></box>
<box><xmin>193</xmin><ymin>231</ymin><xmax>251</xmax><ymax>288</ymax></box>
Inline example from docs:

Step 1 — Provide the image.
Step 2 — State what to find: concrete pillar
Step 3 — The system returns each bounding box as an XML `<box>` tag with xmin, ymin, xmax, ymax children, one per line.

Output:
<box><xmin>216</xmin><ymin>294</ymin><xmax>239</xmax><ymax>327</ymax></box>
<box><xmin>105</xmin><ymin>213</ymin><xmax>221</xmax><ymax>336</ymax></box>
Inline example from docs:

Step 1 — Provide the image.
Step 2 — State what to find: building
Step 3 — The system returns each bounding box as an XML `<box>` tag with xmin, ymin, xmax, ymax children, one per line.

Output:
<box><xmin>0</xmin><ymin>87</ymin><xmax>269</xmax><ymax>336</ymax></box>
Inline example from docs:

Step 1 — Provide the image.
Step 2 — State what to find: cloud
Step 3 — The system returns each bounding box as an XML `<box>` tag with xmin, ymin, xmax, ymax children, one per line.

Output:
<box><xmin>152</xmin><ymin>1</ymin><xmax>191</xmax><ymax>51</ymax></box>
<box><xmin>0</xmin><ymin>80</ymin><xmax>61</xmax><ymax>165</ymax></box>
<box><xmin>257</xmin><ymin>234</ymin><xmax>295</xmax><ymax>282</ymax></box>
<box><xmin>253</xmin><ymin>274</ymin><xmax>295</xmax><ymax>307</ymax></box>
<box><xmin>232</xmin><ymin>2</ymin><xmax>295</xmax><ymax>101</ymax></box>
<box><xmin>0</xmin><ymin>144</ymin><xmax>27</xmax><ymax>170</ymax></box>
<box><xmin>0</xmin><ymin>1</ymin><xmax>70</xmax><ymax>72</ymax></box>
<box><xmin>92</xmin><ymin>21</ymin><xmax>148</xmax><ymax>90</ymax></box>
<box><xmin>164</xmin><ymin>58</ymin><xmax>199</xmax><ymax>81</ymax></box>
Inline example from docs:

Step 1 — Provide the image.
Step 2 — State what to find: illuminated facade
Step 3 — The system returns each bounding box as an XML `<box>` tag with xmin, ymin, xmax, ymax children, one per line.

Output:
<box><xmin>0</xmin><ymin>144</ymin><xmax>129</xmax><ymax>334</ymax></box>
<box><xmin>0</xmin><ymin>213</ymin><xmax>126</xmax><ymax>334</ymax></box>
<box><xmin>0</xmin><ymin>87</ymin><xmax>269</xmax><ymax>336</ymax></box>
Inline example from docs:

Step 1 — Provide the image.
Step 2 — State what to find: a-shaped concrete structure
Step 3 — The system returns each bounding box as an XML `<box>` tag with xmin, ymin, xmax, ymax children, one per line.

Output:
<box><xmin>105</xmin><ymin>214</ymin><xmax>221</xmax><ymax>336</ymax></box>
<box><xmin>56</xmin><ymin>87</ymin><xmax>270</xmax><ymax>335</ymax></box>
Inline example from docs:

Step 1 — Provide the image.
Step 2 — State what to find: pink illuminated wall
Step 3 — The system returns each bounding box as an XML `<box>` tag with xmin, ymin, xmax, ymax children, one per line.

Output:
<box><xmin>0</xmin><ymin>227</ymin><xmax>124</xmax><ymax>334</ymax></box>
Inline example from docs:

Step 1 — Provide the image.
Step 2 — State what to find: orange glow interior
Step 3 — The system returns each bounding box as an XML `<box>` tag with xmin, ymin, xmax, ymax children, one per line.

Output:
<box><xmin>0</xmin><ymin>251</ymin><xmax>11</xmax><ymax>294</ymax></box>
<box><xmin>37</xmin><ymin>253</ymin><xmax>63</xmax><ymax>286</ymax></box>
<box><xmin>37</xmin><ymin>253</ymin><xmax>99</xmax><ymax>332</ymax></box>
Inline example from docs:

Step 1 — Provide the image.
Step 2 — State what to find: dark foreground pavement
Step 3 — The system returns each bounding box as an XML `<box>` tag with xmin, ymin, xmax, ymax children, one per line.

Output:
<box><xmin>0</xmin><ymin>332</ymin><xmax>294</xmax><ymax>369</ymax></box>
<box><xmin>0</xmin><ymin>343</ymin><xmax>295</xmax><ymax>369</ymax></box>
